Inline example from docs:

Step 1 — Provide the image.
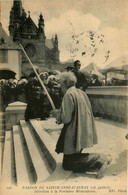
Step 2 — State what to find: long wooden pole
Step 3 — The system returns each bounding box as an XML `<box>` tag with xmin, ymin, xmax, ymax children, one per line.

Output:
<box><xmin>19</xmin><ymin>44</ymin><xmax>56</xmax><ymax>110</ymax></box>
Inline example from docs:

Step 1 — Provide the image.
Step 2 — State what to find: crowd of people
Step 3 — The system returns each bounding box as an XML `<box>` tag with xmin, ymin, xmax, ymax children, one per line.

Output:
<box><xmin>1</xmin><ymin>60</ymin><xmax>127</xmax><ymax>117</ymax></box>
<box><xmin>0</xmin><ymin>60</ymin><xmax>89</xmax><ymax>118</ymax></box>
<box><xmin>0</xmin><ymin>70</ymin><xmax>62</xmax><ymax>120</ymax></box>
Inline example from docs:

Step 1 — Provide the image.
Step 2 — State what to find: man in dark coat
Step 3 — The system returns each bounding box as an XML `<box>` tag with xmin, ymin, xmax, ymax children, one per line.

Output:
<box><xmin>73</xmin><ymin>60</ymin><xmax>88</xmax><ymax>91</ymax></box>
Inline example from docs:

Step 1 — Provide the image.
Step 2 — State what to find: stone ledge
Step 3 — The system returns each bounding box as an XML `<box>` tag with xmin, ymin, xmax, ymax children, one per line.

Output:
<box><xmin>86</xmin><ymin>86</ymin><xmax>128</xmax><ymax>96</ymax></box>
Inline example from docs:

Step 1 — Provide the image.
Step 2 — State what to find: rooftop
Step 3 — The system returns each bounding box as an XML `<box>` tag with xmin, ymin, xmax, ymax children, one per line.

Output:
<box><xmin>0</xmin><ymin>23</ymin><xmax>21</xmax><ymax>50</ymax></box>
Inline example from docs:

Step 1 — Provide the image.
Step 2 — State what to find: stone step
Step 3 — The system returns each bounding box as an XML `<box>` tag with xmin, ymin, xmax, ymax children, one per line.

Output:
<box><xmin>30</xmin><ymin>119</ymin><xmax>59</xmax><ymax>167</ymax></box>
<box><xmin>30</xmin><ymin>119</ymin><xmax>72</xmax><ymax>184</ymax></box>
<box><xmin>1</xmin><ymin>119</ymin><xmax>72</xmax><ymax>186</ymax></box>
<box><xmin>13</xmin><ymin>125</ymin><xmax>30</xmax><ymax>185</ymax></box>
<box><xmin>18</xmin><ymin>124</ymin><xmax>37</xmax><ymax>184</ymax></box>
<box><xmin>20</xmin><ymin>120</ymin><xmax>52</xmax><ymax>183</ymax></box>
<box><xmin>1</xmin><ymin>130</ymin><xmax>16</xmax><ymax>185</ymax></box>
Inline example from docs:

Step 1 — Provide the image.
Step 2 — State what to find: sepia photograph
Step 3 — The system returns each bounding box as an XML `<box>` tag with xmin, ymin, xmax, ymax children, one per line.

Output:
<box><xmin>0</xmin><ymin>0</ymin><xmax>127</xmax><ymax>194</ymax></box>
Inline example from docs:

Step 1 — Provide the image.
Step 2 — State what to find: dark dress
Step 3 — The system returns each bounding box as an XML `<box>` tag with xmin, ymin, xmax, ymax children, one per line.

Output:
<box><xmin>24</xmin><ymin>78</ymin><xmax>52</xmax><ymax>121</ymax></box>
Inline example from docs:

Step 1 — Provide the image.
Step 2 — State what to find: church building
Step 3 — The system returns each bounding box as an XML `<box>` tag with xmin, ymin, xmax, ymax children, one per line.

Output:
<box><xmin>9</xmin><ymin>0</ymin><xmax>61</xmax><ymax>76</ymax></box>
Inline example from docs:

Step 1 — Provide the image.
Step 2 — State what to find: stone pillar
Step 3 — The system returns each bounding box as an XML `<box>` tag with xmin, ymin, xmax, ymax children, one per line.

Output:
<box><xmin>5</xmin><ymin>101</ymin><xmax>27</xmax><ymax>130</ymax></box>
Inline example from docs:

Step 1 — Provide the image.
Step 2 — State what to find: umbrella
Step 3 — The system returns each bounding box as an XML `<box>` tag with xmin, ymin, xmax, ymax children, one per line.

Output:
<box><xmin>0</xmin><ymin>68</ymin><xmax>16</xmax><ymax>79</ymax></box>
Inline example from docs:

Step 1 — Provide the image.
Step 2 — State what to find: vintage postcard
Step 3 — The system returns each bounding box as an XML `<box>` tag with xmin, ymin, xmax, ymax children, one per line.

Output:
<box><xmin>0</xmin><ymin>0</ymin><xmax>127</xmax><ymax>195</ymax></box>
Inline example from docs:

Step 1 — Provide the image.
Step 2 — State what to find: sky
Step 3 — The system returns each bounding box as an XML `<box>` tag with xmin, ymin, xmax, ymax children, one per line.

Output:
<box><xmin>0</xmin><ymin>0</ymin><xmax>128</xmax><ymax>68</ymax></box>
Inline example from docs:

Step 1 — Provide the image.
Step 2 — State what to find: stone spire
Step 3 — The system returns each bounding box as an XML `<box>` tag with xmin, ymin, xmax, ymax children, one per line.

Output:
<box><xmin>54</xmin><ymin>34</ymin><xmax>58</xmax><ymax>49</ymax></box>
<box><xmin>28</xmin><ymin>11</ymin><xmax>31</xmax><ymax>18</ymax></box>
<box><xmin>13</xmin><ymin>0</ymin><xmax>23</xmax><ymax>19</ymax></box>
<box><xmin>38</xmin><ymin>13</ymin><xmax>45</xmax><ymax>39</ymax></box>
<box><xmin>9</xmin><ymin>0</ymin><xmax>23</xmax><ymax>41</ymax></box>
<box><xmin>38</xmin><ymin>13</ymin><xmax>44</xmax><ymax>29</ymax></box>
<box><xmin>22</xmin><ymin>8</ymin><xmax>27</xmax><ymax>20</ymax></box>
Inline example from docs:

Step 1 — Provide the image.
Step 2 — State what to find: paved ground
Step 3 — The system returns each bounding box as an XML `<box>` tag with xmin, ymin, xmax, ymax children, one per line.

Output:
<box><xmin>40</xmin><ymin>117</ymin><xmax>127</xmax><ymax>195</ymax></box>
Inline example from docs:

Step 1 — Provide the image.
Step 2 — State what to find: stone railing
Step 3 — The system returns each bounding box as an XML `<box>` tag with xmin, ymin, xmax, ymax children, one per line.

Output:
<box><xmin>4</xmin><ymin>86</ymin><xmax>128</xmax><ymax>131</ymax></box>
<box><xmin>86</xmin><ymin>86</ymin><xmax>128</xmax><ymax>123</ymax></box>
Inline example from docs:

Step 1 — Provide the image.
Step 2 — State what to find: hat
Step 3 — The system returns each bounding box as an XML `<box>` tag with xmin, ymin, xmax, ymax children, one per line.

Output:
<box><xmin>65</xmin><ymin>66</ymin><xmax>74</xmax><ymax>71</ymax></box>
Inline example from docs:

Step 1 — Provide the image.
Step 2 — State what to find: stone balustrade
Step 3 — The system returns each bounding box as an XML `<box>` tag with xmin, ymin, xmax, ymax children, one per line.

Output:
<box><xmin>86</xmin><ymin>86</ymin><xmax>128</xmax><ymax>123</ymax></box>
<box><xmin>4</xmin><ymin>86</ymin><xmax>128</xmax><ymax>132</ymax></box>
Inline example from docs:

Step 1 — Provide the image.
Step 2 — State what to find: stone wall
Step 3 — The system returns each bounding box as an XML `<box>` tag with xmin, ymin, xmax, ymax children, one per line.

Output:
<box><xmin>86</xmin><ymin>86</ymin><xmax>128</xmax><ymax>123</ymax></box>
<box><xmin>0</xmin><ymin>50</ymin><xmax>21</xmax><ymax>79</ymax></box>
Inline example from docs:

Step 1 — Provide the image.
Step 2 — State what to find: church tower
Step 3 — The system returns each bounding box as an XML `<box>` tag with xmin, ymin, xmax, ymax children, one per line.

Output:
<box><xmin>9</xmin><ymin>0</ymin><xmax>24</xmax><ymax>41</ymax></box>
<box><xmin>8</xmin><ymin>0</ymin><xmax>60</xmax><ymax>76</ymax></box>
<box><xmin>13</xmin><ymin>0</ymin><xmax>23</xmax><ymax>19</ymax></box>
<box><xmin>38</xmin><ymin>13</ymin><xmax>45</xmax><ymax>39</ymax></box>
